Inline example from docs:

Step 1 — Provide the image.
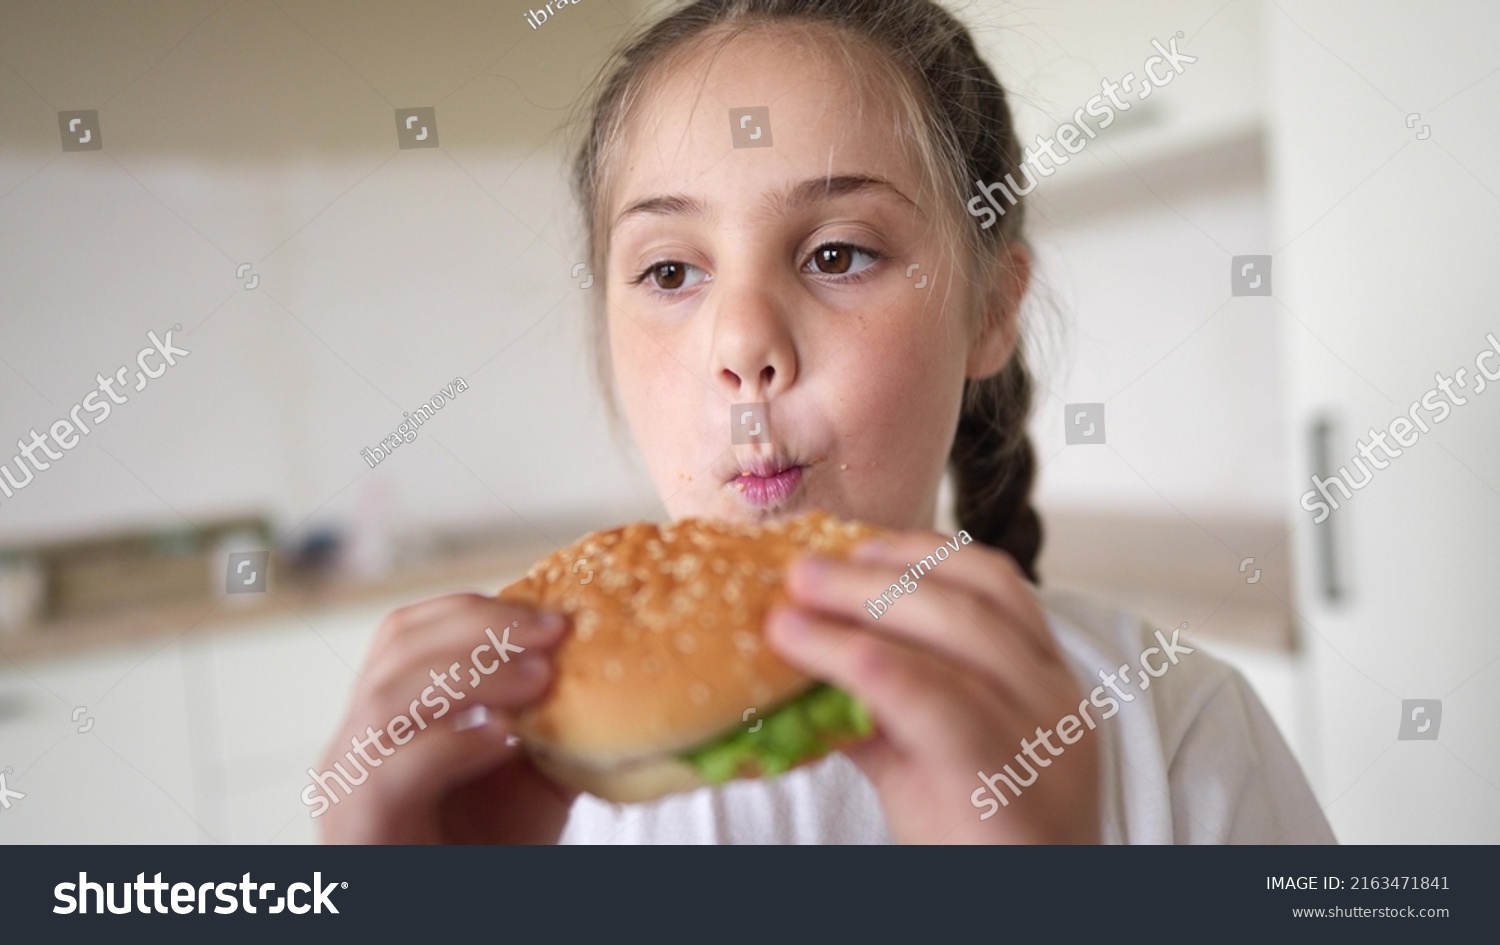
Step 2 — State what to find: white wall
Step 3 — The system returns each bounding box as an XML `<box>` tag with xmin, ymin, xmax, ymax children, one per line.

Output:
<box><xmin>0</xmin><ymin>0</ymin><xmax>661</xmax><ymax>551</ymax></box>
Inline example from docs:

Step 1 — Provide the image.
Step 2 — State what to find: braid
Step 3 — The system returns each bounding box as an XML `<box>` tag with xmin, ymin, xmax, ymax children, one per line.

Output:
<box><xmin>951</xmin><ymin>362</ymin><xmax>1043</xmax><ymax>583</ymax></box>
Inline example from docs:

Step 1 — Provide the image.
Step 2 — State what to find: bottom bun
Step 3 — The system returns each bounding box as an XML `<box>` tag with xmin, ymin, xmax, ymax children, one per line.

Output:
<box><xmin>528</xmin><ymin>728</ymin><xmax>868</xmax><ymax>805</ymax></box>
<box><xmin>527</xmin><ymin>748</ymin><xmax>706</xmax><ymax>804</ymax></box>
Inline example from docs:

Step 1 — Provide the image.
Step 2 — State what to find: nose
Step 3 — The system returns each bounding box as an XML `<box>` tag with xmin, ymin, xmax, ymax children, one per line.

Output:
<box><xmin>710</xmin><ymin>281</ymin><xmax>798</xmax><ymax>402</ymax></box>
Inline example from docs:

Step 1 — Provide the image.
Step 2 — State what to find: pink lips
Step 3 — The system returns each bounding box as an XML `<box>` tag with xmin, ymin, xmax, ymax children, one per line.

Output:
<box><xmin>733</xmin><ymin>464</ymin><xmax>804</xmax><ymax>507</ymax></box>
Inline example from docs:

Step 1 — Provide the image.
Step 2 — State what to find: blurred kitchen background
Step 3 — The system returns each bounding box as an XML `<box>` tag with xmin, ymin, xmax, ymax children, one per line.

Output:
<box><xmin>0</xmin><ymin>0</ymin><xmax>1496</xmax><ymax>844</ymax></box>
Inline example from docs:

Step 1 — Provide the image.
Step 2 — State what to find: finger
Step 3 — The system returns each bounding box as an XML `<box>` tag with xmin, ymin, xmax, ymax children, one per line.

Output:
<box><xmin>371</xmin><ymin>594</ymin><xmax>568</xmax><ymax>666</ymax></box>
<box><xmin>764</xmin><ymin>604</ymin><xmax>1009</xmax><ymax>756</ymax></box>
<box><xmin>321</xmin><ymin>706</ymin><xmax>522</xmax><ymax>823</ymax></box>
<box><xmin>785</xmin><ymin>555</ymin><xmax>1049</xmax><ymax>694</ymax></box>
<box><xmin>357</xmin><ymin>645</ymin><xmax>556</xmax><ymax>721</ymax></box>
<box><xmin>780</xmin><ymin>558</ymin><xmax>1026</xmax><ymax>693</ymax></box>
<box><xmin>365</xmin><ymin>605</ymin><xmax>568</xmax><ymax>688</ymax></box>
<box><xmin>851</xmin><ymin>532</ymin><xmax>1037</xmax><ymax>613</ymax></box>
<box><xmin>847</xmin><ymin>533</ymin><xmax>1056</xmax><ymax>654</ymax></box>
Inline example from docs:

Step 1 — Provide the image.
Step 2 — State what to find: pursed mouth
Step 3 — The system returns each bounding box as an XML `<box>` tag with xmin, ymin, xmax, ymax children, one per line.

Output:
<box><xmin>728</xmin><ymin>456</ymin><xmax>806</xmax><ymax>508</ymax></box>
<box><xmin>733</xmin><ymin>456</ymin><xmax>799</xmax><ymax>480</ymax></box>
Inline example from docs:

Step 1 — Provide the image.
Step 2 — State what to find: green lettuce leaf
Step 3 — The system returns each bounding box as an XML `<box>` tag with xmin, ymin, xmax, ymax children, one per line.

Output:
<box><xmin>681</xmin><ymin>684</ymin><xmax>873</xmax><ymax>783</ymax></box>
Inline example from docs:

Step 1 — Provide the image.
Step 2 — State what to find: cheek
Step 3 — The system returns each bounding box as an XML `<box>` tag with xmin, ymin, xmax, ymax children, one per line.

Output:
<box><xmin>609</xmin><ymin>313</ymin><xmax>694</xmax><ymax>448</ymax></box>
<box><xmin>829</xmin><ymin>308</ymin><xmax>969</xmax><ymax>432</ymax></box>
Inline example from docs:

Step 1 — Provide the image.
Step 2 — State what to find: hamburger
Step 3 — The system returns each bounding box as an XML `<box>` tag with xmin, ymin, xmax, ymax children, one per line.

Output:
<box><xmin>498</xmin><ymin>509</ymin><xmax>887</xmax><ymax>803</ymax></box>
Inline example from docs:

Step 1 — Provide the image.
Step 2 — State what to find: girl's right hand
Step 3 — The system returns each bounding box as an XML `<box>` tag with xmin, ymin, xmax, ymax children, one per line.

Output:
<box><xmin>316</xmin><ymin>593</ymin><xmax>576</xmax><ymax>844</ymax></box>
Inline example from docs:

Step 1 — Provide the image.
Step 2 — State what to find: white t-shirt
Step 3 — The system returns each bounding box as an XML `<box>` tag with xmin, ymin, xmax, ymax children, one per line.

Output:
<box><xmin>558</xmin><ymin>585</ymin><xmax>1336</xmax><ymax>844</ymax></box>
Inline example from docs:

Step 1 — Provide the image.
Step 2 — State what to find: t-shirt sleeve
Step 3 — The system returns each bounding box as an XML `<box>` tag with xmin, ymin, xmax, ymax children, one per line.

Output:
<box><xmin>1165</xmin><ymin>666</ymin><xmax>1337</xmax><ymax>844</ymax></box>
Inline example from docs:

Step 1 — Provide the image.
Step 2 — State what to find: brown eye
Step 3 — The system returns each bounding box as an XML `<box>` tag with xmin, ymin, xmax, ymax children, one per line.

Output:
<box><xmin>813</xmin><ymin>245</ymin><xmax>853</xmax><ymax>274</ymax></box>
<box><xmin>805</xmin><ymin>242</ymin><xmax>880</xmax><ymax>279</ymax></box>
<box><xmin>653</xmin><ymin>262</ymin><xmax>686</xmax><ymax>289</ymax></box>
<box><xmin>635</xmin><ymin>260</ymin><xmax>705</xmax><ymax>294</ymax></box>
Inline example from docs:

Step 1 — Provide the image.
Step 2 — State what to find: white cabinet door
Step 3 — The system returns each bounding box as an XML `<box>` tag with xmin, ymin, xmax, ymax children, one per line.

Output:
<box><xmin>0</xmin><ymin>640</ymin><xmax>206</xmax><ymax>843</ymax></box>
<box><xmin>1267</xmin><ymin>2</ymin><xmax>1500</xmax><ymax>843</ymax></box>
<box><xmin>200</xmin><ymin>603</ymin><xmax>384</xmax><ymax>844</ymax></box>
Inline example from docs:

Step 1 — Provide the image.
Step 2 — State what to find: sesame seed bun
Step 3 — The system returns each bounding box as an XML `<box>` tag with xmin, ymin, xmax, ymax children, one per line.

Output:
<box><xmin>498</xmin><ymin>510</ymin><xmax>888</xmax><ymax>803</ymax></box>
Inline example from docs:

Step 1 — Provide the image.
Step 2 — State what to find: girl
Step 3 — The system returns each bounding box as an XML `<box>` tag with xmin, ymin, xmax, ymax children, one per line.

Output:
<box><xmin>319</xmin><ymin>0</ymin><xmax>1333</xmax><ymax>844</ymax></box>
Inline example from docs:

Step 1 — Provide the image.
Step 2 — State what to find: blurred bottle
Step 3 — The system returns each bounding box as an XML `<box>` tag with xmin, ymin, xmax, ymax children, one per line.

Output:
<box><xmin>344</xmin><ymin>476</ymin><xmax>397</xmax><ymax>579</ymax></box>
<box><xmin>0</xmin><ymin>554</ymin><xmax>47</xmax><ymax>636</ymax></box>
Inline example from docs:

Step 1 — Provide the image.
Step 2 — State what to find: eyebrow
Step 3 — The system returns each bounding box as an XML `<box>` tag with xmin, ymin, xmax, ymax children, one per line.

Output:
<box><xmin>613</xmin><ymin>174</ymin><xmax>915</xmax><ymax>227</ymax></box>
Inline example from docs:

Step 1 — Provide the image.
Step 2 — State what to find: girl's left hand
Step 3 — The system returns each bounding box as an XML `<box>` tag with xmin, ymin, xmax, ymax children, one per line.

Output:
<box><xmin>766</xmin><ymin>531</ymin><xmax>1100</xmax><ymax>844</ymax></box>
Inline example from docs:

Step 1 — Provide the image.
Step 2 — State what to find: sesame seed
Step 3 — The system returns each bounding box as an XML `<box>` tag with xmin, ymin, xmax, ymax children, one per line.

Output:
<box><xmin>603</xmin><ymin>659</ymin><xmax>624</xmax><ymax>681</ymax></box>
<box><xmin>690</xmin><ymin>683</ymin><xmax>711</xmax><ymax>705</ymax></box>
<box><xmin>674</xmin><ymin>632</ymin><xmax>698</xmax><ymax>654</ymax></box>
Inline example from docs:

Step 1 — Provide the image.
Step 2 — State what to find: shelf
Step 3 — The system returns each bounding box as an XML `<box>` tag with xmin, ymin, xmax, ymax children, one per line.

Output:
<box><xmin>1037</xmin><ymin>505</ymin><xmax>1297</xmax><ymax>652</ymax></box>
<box><xmin>0</xmin><ymin>534</ymin><xmax>568</xmax><ymax>666</ymax></box>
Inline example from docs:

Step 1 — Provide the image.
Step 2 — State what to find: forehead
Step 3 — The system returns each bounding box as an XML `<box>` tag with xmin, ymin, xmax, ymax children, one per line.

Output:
<box><xmin>608</xmin><ymin>26</ymin><xmax>928</xmax><ymax>216</ymax></box>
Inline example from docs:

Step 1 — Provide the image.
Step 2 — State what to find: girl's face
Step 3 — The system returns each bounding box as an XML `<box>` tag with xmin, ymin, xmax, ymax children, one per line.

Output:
<box><xmin>604</xmin><ymin>29</ymin><xmax>1016</xmax><ymax>530</ymax></box>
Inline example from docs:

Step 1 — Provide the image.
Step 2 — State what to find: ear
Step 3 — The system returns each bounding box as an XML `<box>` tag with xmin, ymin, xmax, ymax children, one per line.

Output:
<box><xmin>965</xmin><ymin>241</ymin><xmax>1031</xmax><ymax>380</ymax></box>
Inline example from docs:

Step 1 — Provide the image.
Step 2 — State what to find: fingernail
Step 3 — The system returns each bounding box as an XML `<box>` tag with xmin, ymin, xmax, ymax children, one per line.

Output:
<box><xmin>850</xmin><ymin>539</ymin><xmax>890</xmax><ymax>560</ymax></box>
<box><xmin>792</xmin><ymin>555</ymin><xmax>828</xmax><ymax>581</ymax></box>
<box><xmin>453</xmin><ymin>705</ymin><xmax>491</xmax><ymax>731</ymax></box>
<box><xmin>515</xmin><ymin>655</ymin><xmax>550</xmax><ymax>679</ymax></box>
<box><xmin>770</xmin><ymin>607</ymin><xmax>808</xmax><ymax>639</ymax></box>
<box><xmin>535</xmin><ymin>611</ymin><xmax>566</xmax><ymax>633</ymax></box>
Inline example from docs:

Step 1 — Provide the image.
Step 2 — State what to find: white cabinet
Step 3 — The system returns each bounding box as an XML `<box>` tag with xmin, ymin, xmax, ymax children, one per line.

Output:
<box><xmin>200</xmin><ymin>603</ymin><xmax>385</xmax><ymax>844</ymax></box>
<box><xmin>1267</xmin><ymin>2</ymin><xmax>1500</xmax><ymax>843</ymax></box>
<box><xmin>0</xmin><ymin>601</ymin><xmax>387</xmax><ymax>843</ymax></box>
<box><xmin>0</xmin><ymin>639</ymin><xmax>203</xmax><ymax>843</ymax></box>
